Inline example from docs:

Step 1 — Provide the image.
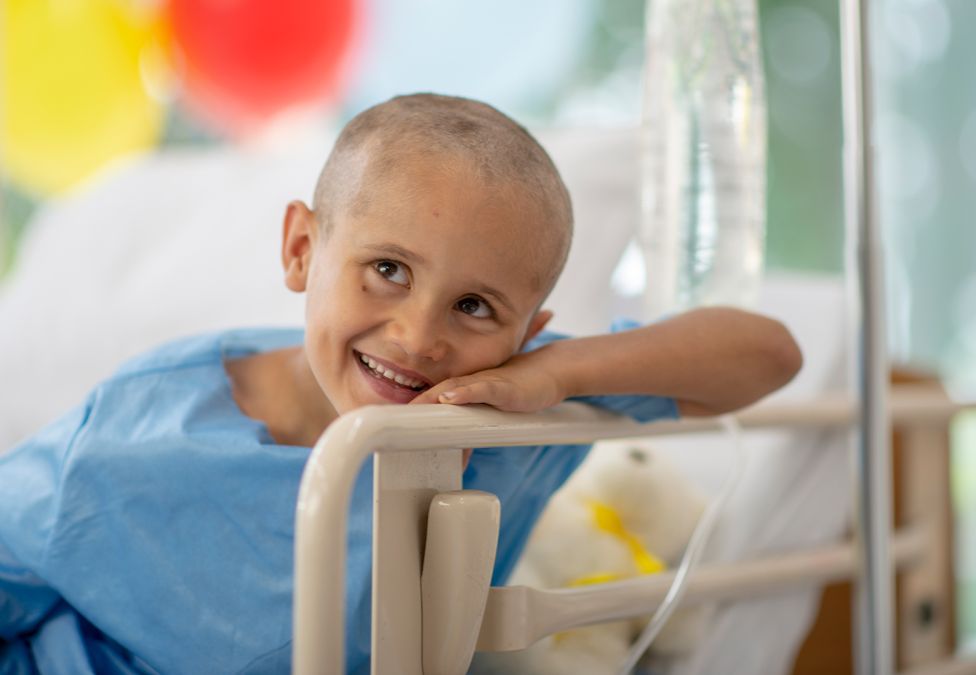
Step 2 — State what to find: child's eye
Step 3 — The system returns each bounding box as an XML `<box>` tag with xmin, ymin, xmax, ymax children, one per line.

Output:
<box><xmin>456</xmin><ymin>296</ymin><xmax>493</xmax><ymax>319</ymax></box>
<box><xmin>374</xmin><ymin>260</ymin><xmax>409</xmax><ymax>286</ymax></box>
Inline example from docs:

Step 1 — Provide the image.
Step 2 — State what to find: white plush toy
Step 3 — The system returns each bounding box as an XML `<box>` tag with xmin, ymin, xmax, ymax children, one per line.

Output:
<box><xmin>471</xmin><ymin>442</ymin><xmax>710</xmax><ymax>675</ymax></box>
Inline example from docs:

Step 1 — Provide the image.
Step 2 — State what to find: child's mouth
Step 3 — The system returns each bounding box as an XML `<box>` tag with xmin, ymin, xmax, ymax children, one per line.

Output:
<box><xmin>354</xmin><ymin>351</ymin><xmax>430</xmax><ymax>395</ymax></box>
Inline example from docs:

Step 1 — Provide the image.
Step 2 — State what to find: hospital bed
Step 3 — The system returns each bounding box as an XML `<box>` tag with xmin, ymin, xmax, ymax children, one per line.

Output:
<box><xmin>1</xmin><ymin>126</ymin><xmax>972</xmax><ymax>674</ymax></box>
<box><xmin>294</xmin><ymin>3</ymin><xmax>976</xmax><ymax>670</ymax></box>
<box><xmin>293</xmin><ymin>383</ymin><xmax>973</xmax><ymax>675</ymax></box>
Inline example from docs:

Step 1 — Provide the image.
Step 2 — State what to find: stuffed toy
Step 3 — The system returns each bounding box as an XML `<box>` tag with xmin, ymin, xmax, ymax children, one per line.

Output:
<box><xmin>471</xmin><ymin>441</ymin><xmax>710</xmax><ymax>675</ymax></box>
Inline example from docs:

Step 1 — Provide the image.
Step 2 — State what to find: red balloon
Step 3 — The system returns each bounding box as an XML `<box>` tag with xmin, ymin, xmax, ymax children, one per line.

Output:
<box><xmin>167</xmin><ymin>0</ymin><xmax>357</xmax><ymax>131</ymax></box>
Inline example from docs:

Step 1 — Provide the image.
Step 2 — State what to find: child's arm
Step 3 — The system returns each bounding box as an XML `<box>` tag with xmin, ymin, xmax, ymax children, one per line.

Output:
<box><xmin>0</xmin><ymin>409</ymin><xmax>83</xmax><ymax>643</ymax></box>
<box><xmin>412</xmin><ymin>307</ymin><xmax>802</xmax><ymax>417</ymax></box>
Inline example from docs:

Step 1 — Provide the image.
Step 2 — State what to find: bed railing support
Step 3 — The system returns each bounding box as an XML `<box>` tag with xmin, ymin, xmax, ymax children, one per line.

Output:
<box><xmin>294</xmin><ymin>401</ymin><xmax>655</xmax><ymax>675</ymax></box>
<box><xmin>293</xmin><ymin>392</ymin><xmax>971</xmax><ymax>675</ymax></box>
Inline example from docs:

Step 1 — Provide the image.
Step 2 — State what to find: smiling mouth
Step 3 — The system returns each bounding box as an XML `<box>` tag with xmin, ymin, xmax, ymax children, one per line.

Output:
<box><xmin>355</xmin><ymin>351</ymin><xmax>431</xmax><ymax>392</ymax></box>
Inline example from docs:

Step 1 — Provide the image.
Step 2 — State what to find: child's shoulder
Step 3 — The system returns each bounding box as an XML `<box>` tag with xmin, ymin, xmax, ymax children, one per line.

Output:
<box><xmin>44</xmin><ymin>328</ymin><xmax>305</xmax><ymax>454</ymax></box>
<box><xmin>521</xmin><ymin>328</ymin><xmax>569</xmax><ymax>353</ymax></box>
<box><xmin>111</xmin><ymin>327</ymin><xmax>304</xmax><ymax>381</ymax></box>
<box><xmin>520</xmin><ymin>319</ymin><xmax>638</xmax><ymax>353</ymax></box>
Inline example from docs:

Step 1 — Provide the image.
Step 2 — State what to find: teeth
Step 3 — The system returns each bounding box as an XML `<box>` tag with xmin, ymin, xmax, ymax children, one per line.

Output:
<box><xmin>359</xmin><ymin>353</ymin><xmax>425</xmax><ymax>389</ymax></box>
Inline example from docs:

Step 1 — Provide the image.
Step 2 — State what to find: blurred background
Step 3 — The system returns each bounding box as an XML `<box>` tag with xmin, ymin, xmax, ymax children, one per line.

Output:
<box><xmin>1</xmin><ymin>0</ymin><xmax>974</xmax><ymax>654</ymax></box>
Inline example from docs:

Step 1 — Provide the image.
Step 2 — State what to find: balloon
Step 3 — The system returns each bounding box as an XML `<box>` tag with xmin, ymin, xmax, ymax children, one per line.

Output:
<box><xmin>167</xmin><ymin>0</ymin><xmax>357</xmax><ymax>132</ymax></box>
<box><xmin>1</xmin><ymin>0</ymin><xmax>166</xmax><ymax>195</ymax></box>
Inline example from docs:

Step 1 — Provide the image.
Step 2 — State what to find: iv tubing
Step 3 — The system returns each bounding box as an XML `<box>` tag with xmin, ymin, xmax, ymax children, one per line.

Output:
<box><xmin>614</xmin><ymin>414</ymin><xmax>745</xmax><ymax>675</ymax></box>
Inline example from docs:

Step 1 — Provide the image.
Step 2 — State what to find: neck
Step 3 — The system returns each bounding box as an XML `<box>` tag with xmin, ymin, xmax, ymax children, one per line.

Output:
<box><xmin>226</xmin><ymin>346</ymin><xmax>337</xmax><ymax>447</ymax></box>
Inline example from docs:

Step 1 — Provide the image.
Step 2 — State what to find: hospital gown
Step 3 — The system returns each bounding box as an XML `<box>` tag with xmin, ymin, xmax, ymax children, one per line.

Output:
<box><xmin>0</xmin><ymin>326</ymin><xmax>677</xmax><ymax>674</ymax></box>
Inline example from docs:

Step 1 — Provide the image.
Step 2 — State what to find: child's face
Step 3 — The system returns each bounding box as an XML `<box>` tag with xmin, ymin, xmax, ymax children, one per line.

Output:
<box><xmin>283</xmin><ymin>155</ymin><xmax>553</xmax><ymax>417</ymax></box>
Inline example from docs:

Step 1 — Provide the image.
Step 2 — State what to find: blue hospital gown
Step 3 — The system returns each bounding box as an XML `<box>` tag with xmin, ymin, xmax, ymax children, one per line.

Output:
<box><xmin>0</xmin><ymin>327</ymin><xmax>677</xmax><ymax>674</ymax></box>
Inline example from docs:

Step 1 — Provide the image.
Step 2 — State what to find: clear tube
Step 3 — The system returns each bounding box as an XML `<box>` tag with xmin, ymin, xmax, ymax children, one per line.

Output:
<box><xmin>614</xmin><ymin>415</ymin><xmax>745</xmax><ymax>675</ymax></box>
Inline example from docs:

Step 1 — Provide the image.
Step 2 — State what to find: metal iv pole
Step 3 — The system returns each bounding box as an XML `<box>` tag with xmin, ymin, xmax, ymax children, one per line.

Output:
<box><xmin>839</xmin><ymin>0</ymin><xmax>894</xmax><ymax>673</ymax></box>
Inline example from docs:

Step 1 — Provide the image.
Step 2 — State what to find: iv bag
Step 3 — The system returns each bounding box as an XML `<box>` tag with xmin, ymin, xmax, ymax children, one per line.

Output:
<box><xmin>641</xmin><ymin>0</ymin><xmax>767</xmax><ymax>319</ymax></box>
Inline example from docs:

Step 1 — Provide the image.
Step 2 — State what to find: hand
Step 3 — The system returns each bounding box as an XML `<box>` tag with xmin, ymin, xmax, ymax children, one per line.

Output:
<box><xmin>409</xmin><ymin>347</ymin><xmax>566</xmax><ymax>414</ymax></box>
<box><xmin>409</xmin><ymin>347</ymin><xmax>565</xmax><ymax>471</ymax></box>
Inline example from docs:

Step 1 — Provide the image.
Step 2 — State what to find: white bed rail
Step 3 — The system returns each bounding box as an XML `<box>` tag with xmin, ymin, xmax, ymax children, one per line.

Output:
<box><xmin>293</xmin><ymin>389</ymin><xmax>972</xmax><ymax>675</ymax></box>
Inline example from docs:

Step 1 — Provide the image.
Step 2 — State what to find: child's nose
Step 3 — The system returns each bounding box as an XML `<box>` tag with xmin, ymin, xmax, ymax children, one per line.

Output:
<box><xmin>388</xmin><ymin>304</ymin><xmax>448</xmax><ymax>362</ymax></box>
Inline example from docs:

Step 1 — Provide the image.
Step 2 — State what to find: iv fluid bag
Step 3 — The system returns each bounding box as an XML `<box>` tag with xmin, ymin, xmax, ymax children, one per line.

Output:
<box><xmin>641</xmin><ymin>0</ymin><xmax>767</xmax><ymax>319</ymax></box>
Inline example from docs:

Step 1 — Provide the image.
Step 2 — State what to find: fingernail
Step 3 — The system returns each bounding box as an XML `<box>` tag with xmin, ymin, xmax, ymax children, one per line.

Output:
<box><xmin>439</xmin><ymin>392</ymin><xmax>456</xmax><ymax>402</ymax></box>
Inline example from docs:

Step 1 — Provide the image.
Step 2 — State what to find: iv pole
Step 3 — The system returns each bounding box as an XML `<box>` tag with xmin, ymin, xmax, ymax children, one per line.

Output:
<box><xmin>638</xmin><ymin>0</ymin><xmax>891</xmax><ymax>669</ymax></box>
<box><xmin>839</xmin><ymin>0</ymin><xmax>894</xmax><ymax>673</ymax></box>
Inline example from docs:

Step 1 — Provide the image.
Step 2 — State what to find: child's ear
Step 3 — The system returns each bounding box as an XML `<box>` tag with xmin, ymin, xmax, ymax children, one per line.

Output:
<box><xmin>281</xmin><ymin>201</ymin><xmax>318</xmax><ymax>292</ymax></box>
<box><xmin>520</xmin><ymin>309</ymin><xmax>554</xmax><ymax>349</ymax></box>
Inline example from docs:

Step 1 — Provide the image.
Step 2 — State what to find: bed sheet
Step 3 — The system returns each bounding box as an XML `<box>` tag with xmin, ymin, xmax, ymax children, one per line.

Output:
<box><xmin>553</xmin><ymin>272</ymin><xmax>852</xmax><ymax>675</ymax></box>
<box><xmin>0</xmin><ymin>129</ymin><xmax>851</xmax><ymax>675</ymax></box>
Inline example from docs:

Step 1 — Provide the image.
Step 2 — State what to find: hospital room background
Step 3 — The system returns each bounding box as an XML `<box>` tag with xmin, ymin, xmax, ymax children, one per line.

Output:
<box><xmin>2</xmin><ymin>0</ymin><xmax>975</xmax><ymax>672</ymax></box>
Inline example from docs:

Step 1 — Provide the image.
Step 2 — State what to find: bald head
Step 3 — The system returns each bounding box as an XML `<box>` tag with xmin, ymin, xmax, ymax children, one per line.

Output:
<box><xmin>311</xmin><ymin>93</ymin><xmax>573</xmax><ymax>294</ymax></box>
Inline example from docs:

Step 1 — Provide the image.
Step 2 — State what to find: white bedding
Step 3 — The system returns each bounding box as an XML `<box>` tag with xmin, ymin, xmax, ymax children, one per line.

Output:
<box><xmin>0</xmin><ymin>128</ymin><xmax>851</xmax><ymax>675</ymax></box>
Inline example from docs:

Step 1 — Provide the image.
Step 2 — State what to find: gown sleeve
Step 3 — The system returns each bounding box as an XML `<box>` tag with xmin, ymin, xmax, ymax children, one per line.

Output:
<box><xmin>0</xmin><ymin>402</ymin><xmax>91</xmax><ymax>641</ymax></box>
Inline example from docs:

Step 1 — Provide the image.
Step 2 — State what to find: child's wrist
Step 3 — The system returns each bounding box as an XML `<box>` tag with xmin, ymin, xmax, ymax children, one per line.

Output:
<box><xmin>537</xmin><ymin>340</ymin><xmax>581</xmax><ymax>401</ymax></box>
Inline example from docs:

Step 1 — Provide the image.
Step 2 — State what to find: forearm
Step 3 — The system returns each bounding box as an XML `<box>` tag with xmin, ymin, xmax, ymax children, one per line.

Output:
<box><xmin>548</xmin><ymin>307</ymin><xmax>803</xmax><ymax>416</ymax></box>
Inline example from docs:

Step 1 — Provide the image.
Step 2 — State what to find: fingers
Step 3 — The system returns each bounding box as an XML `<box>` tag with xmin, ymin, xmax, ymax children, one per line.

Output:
<box><xmin>432</xmin><ymin>378</ymin><xmax>467</xmax><ymax>403</ymax></box>
<box><xmin>408</xmin><ymin>378</ymin><xmax>463</xmax><ymax>405</ymax></box>
<box><xmin>410</xmin><ymin>375</ymin><xmax>522</xmax><ymax>410</ymax></box>
<box><xmin>408</xmin><ymin>387</ymin><xmax>441</xmax><ymax>405</ymax></box>
<box><xmin>437</xmin><ymin>380</ymin><xmax>514</xmax><ymax>408</ymax></box>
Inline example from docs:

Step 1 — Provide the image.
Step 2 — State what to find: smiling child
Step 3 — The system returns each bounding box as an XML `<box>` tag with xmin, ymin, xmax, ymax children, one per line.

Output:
<box><xmin>0</xmin><ymin>94</ymin><xmax>801</xmax><ymax>674</ymax></box>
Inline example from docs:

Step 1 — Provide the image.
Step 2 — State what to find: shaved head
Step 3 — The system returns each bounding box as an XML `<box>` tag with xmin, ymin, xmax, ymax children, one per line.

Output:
<box><xmin>311</xmin><ymin>93</ymin><xmax>573</xmax><ymax>294</ymax></box>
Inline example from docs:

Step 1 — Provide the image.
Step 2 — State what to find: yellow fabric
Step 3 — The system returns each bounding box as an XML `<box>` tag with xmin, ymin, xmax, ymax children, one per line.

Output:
<box><xmin>567</xmin><ymin>572</ymin><xmax>626</xmax><ymax>587</ymax></box>
<box><xmin>554</xmin><ymin>499</ymin><xmax>667</xmax><ymax>643</ymax></box>
<box><xmin>565</xmin><ymin>499</ymin><xmax>666</xmax><ymax>589</ymax></box>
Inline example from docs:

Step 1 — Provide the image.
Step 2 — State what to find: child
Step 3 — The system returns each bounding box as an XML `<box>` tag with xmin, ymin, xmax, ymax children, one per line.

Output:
<box><xmin>0</xmin><ymin>94</ymin><xmax>801</xmax><ymax>674</ymax></box>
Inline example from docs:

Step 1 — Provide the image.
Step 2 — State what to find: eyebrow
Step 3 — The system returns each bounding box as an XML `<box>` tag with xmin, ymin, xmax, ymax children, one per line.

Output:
<box><xmin>362</xmin><ymin>243</ymin><xmax>428</xmax><ymax>265</ymax></box>
<box><xmin>363</xmin><ymin>242</ymin><xmax>516</xmax><ymax>313</ymax></box>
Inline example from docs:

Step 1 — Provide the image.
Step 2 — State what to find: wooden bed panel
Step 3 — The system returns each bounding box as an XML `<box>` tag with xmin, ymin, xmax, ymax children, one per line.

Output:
<box><xmin>791</xmin><ymin>370</ymin><xmax>956</xmax><ymax>675</ymax></box>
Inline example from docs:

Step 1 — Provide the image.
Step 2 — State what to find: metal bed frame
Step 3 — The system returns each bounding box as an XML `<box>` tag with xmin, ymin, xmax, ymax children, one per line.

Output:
<box><xmin>292</xmin><ymin>387</ymin><xmax>974</xmax><ymax>674</ymax></box>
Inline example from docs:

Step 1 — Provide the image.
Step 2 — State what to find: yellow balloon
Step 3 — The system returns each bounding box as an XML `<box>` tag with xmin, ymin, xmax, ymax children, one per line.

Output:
<box><xmin>1</xmin><ymin>0</ymin><xmax>166</xmax><ymax>195</ymax></box>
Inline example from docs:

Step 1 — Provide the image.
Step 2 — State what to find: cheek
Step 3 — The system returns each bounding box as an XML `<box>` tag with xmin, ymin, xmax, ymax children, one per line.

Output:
<box><xmin>303</xmin><ymin>296</ymin><xmax>334</xmax><ymax>350</ymax></box>
<box><xmin>302</xmin><ymin>290</ymin><xmax>348</xmax><ymax>377</ymax></box>
<box><xmin>308</xmin><ymin>286</ymin><xmax>386</xmax><ymax>375</ymax></box>
<box><xmin>305</xmin><ymin>268</ymin><xmax>369</xmax><ymax>329</ymax></box>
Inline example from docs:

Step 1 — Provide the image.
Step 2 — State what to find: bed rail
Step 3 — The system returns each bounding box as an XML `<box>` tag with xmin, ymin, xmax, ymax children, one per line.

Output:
<box><xmin>293</xmin><ymin>389</ymin><xmax>973</xmax><ymax>675</ymax></box>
